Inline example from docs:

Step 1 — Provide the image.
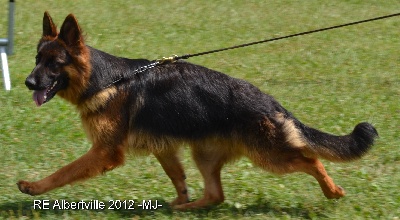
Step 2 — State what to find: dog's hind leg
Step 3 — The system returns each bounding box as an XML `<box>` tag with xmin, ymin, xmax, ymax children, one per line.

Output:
<box><xmin>153</xmin><ymin>149</ymin><xmax>190</xmax><ymax>206</ymax></box>
<box><xmin>289</xmin><ymin>156</ymin><xmax>346</xmax><ymax>199</ymax></box>
<box><xmin>17</xmin><ymin>144</ymin><xmax>125</xmax><ymax>195</ymax></box>
<box><xmin>247</xmin><ymin>146</ymin><xmax>345</xmax><ymax>199</ymax></box>
<box><xmin>249</xmin><ymin>147</ymin><xmax>345</xmax><ymax>199</ymax></box>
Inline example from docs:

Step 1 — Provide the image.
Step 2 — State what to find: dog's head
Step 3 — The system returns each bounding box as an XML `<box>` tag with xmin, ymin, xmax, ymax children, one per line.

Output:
<box><xmin>25</xmin><ymin>12</ymin><xmax>90</xmax><ymax>106</ymax></box>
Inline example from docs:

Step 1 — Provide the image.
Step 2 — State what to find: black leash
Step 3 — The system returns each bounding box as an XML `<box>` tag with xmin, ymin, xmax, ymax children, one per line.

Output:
<box><xmin>156</xmin><ymin>13</ymin><xmax>400</xmax><ymax>65</ymax></box>
<box><xmin>122</xmin><ymin>12</ymin><xmax>400</xmax><ymax>79</ymax></box>
<box><xmin>174</xmin><ymin>12</ymin><xmax>400</xmax><ymax>61</ymax></box>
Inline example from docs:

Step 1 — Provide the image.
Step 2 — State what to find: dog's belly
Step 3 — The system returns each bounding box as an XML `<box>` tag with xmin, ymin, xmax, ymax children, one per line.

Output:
<box><xmin>127</xmin><ymin>130</ymin><xmax>184</xmax><ymax>154</ymax></box>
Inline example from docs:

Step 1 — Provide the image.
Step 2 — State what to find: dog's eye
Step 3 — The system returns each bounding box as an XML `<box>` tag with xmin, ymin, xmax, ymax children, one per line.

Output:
<box><xmin>46</xmin><ymin>60</ymin><xmax>59</xmax><ymax>69</ymax></box>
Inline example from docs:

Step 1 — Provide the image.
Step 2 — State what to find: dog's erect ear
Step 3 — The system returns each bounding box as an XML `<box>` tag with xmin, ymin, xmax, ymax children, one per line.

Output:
<box><xmin>59</xmin><ymin>14</ymin><xmax>84</xmax><ymax>47</ymax></box>
<box><xmin>43</xmin><ymin>11</ymin><xmax>58</xmax><ymax>37</ymax></box>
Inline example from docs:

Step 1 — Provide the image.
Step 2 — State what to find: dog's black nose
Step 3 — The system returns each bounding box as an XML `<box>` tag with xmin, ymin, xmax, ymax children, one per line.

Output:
<box><xmin>25</xmin><ymin>76</ymin><xmax>37</xmax><ymax>90</ymax></box>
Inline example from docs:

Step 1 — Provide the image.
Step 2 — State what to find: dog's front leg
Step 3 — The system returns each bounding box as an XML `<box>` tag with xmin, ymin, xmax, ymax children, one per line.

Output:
<box><xmin>17</xmin><ymin>144</ymin><xmax>125</xmax><ymax>195</ymax></box>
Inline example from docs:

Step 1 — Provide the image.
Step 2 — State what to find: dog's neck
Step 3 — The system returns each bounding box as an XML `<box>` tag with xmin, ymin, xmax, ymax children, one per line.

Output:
<box><xmin>78</xmin><ymin>46</ymin><xmax>151</xmax><ymax>102</ymax></box>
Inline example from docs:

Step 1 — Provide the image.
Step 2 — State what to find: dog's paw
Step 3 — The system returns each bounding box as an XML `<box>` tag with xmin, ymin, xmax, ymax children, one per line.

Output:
<box><xmin>17</xmin><ymin>180</ymin><xmax>37</xmax><ymax>195</ymax></box>
<box><xmin>170</xmin><ymin>196</ymin><xmax>190</xmax><ymax>207</ymax></box>
<box><xmin>325</xmin><ymin>185</ymin><xmax>346</xmax><ymax>199</ymax></box>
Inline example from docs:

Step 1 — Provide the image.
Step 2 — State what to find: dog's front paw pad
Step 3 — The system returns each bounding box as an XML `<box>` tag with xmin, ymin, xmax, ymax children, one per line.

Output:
<box><xmin>17</xmin><ymin>180</ymin><xmax>36</xmax><ymax>195</ymax></box>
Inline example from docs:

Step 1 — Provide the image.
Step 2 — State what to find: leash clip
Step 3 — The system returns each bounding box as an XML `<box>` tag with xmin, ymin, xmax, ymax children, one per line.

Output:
<box><xmin>157</xmin><ymin>55</ymin><xmax>179</xmax><ymax>65</ymax></box>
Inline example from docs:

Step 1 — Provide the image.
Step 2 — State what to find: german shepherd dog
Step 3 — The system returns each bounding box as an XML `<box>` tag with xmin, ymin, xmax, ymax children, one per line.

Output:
<box><xmin>18</xmin><ymin>12</ymin><xmax>378</xmax><ymax>210</ymax></box>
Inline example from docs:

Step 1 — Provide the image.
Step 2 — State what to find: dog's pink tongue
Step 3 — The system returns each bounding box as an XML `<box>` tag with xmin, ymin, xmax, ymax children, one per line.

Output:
<box><xmin>32</xmin><ymin>90</ymin><xmax>47</xmax><ymax>107</ymax></box>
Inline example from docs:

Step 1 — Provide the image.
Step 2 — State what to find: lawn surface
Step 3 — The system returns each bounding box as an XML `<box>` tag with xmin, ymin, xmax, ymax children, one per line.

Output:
<box><xmin>0</xmin><ymin>1</ymin><xmax>399</xmax><ymax>219</ymax></box>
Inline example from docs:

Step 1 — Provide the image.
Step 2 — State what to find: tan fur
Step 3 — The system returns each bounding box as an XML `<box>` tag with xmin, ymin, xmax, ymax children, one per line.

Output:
<box><xmin>275</xmin><ymin>112</ymin><xmax>307</xmax><ymax>148</ymax></box>
<box><xmin>81</xmin><ymin>112</ymin><xmax>120</xmax><ymax>144</ymax></box>
<box><xmin>127</xmin><ymin>130</ymin><xmax>183</xmax><ymax>155</ymax></box>
<box><xmin>78</xmin><ymin>86</ymin><xmax>118</xmax><ymax>113</ymax></box>
<box><xmin>189</xmin><ymin>136</ymin><xmax>245</xmax><ymax>163</ymax></box>
<box><xmin>57</xmin><ymin>46</ymin><xmax>91</xmax><ymax>105</ymax></box>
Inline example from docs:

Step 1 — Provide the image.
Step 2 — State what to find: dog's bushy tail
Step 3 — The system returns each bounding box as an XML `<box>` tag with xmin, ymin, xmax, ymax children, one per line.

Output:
<box><xmin>296</xmin><ymin>121</ymin><xmax>378</xmax><ymax>162</ymax></box>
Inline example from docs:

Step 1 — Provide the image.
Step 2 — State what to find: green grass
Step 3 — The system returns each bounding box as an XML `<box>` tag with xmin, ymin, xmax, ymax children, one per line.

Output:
<box><xmin>1</xmin><ymin>0</ymin><xmax>399</xmax><ymax>219</ymax></box>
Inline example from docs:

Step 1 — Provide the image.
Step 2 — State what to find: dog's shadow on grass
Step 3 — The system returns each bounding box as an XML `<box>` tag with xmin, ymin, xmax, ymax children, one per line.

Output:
<box><xmin>1</xmin><ymin>198</ymin><xmax>328</xmax><ymax>219</ymax></box>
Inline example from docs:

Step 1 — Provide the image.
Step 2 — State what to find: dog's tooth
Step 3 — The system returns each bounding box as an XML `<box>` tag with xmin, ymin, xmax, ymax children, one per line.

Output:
<box><xmin>51</xmin><ymin>81</ymin><xmax>57</xmax><ymax>89</ymax></box>
<box><xmin>48</xmin><ymin>81</ymin><xmax>58</xmax><ymax>91</ymax></box>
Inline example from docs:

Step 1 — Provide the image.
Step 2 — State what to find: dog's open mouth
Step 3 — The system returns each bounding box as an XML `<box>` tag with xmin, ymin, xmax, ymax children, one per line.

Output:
<box><xmin>32</xmin><ymin>81</ymin><xmax>59</xmax><ymax>107</ymax></box>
